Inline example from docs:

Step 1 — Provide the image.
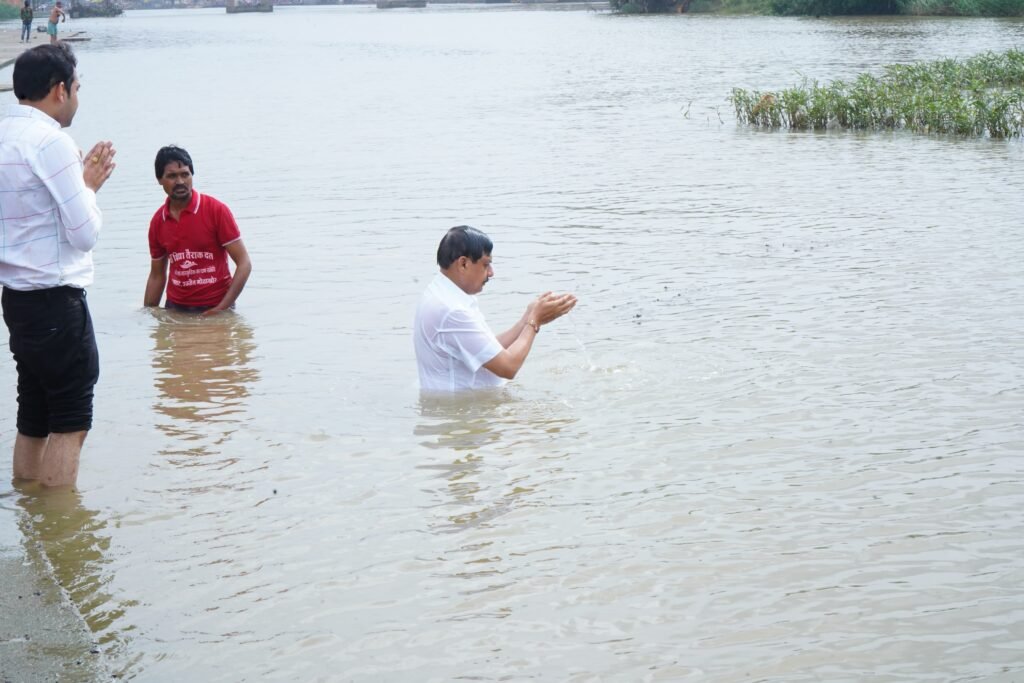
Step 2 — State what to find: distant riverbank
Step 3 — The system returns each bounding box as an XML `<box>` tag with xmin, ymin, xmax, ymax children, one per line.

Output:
<box><xmin>617</xmin><ymin>0</ymin><xmax>1024</xmax><ymax>15</ymax></box>
<box><xmin>118</xmin><ymin>0</ymin><xmax>604</xmax><ymax>8</ymax></box>
<box><xmin>6</xmin><ymin>0</ymin><xmax>1021</xmax><ymax>14</ymax></box>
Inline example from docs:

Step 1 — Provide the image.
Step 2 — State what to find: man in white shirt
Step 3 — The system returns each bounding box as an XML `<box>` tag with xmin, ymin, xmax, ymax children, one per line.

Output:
<box><xmin>414</xmin><ymin>226</ymin><xmax>577</xmax><ymax>393</ymax></box>
<box><xmin>0</xmin><ymin>43</ymin><xmax>116</xmax><ymax>488</ymax></box>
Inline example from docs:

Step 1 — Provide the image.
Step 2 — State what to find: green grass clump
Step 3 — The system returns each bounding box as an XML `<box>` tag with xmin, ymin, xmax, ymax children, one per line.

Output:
<box><xmin>731</xmin><ymin>49</ymin><xmax>1024</xmax><ymax>137</ymax></box>
<box><xmin>688</xmin><ymin>0</ymin><xmax>774</xmax><ymax>13</ymax></box>
<box><xmin>768</xmin><ymin>0</ymin><xmax>1024</xmax><ymax>14</ymax></box>
<box><xmin>900</xmin><ymin>0</ymin><xmax>1024</xmax><ymax>14</ymax></box>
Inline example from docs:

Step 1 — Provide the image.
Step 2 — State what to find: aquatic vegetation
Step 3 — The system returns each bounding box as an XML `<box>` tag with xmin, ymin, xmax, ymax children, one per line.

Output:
<box><xmin>899</xmin><ymin>0</ymin><xmax>1024</xmax><ymax>14</ymax></box>
<box><xmin>611</xmin><ymin>0</ymin><xmax>692</xmax><ymax>12</ymax></box>
<box><xmin>770</xmin><ymin>0</ymin><xmax>1024</xmax><ymax>15</ymax></box>
<box><xmin>731</xmin><ymin>49</ymin><xmax>1024</xmax><ymax>137</ymax></box>
<box><xmin>631</xmin><ymin>0</ymin><xmax>1024</xmax><ymax>14</ymax></box>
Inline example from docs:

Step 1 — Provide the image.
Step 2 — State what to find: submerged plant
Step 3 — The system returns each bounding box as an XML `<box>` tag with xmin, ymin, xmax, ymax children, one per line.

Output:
<box><xmin>730</xmin><ymin>49</ymin><xmax>1024</xmax><ymax>137</ymax></box>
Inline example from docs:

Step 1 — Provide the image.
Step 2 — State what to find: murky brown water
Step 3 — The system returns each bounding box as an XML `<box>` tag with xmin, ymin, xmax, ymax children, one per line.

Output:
<box><xmin>2</xmin><ymin>6</ymin><xmax>1023</xmax><ymax>680</ymax></box>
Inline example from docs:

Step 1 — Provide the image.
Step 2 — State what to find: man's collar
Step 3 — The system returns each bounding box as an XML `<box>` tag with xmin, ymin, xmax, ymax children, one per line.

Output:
<box><xmin>433</xmin><ymin>272</ymin><xmax>476</xmax><ymax>305</ymax></box>
<box><xmin>161</xmin><ymin>190</ymin><xmax>202</xmax><ymax>221</ymax></box>
<box><xmin>9</xmin><ymin>104</ymin><xmax>60</xmax><ymax>129</ymax></box>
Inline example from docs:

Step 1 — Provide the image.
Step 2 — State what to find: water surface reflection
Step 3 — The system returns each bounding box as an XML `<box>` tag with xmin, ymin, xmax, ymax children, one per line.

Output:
<box><xmin>415</xmin><ymin>390</ymin><xmax>579</xmax><ymax>532</ymax></box>
<box><xmin>0</xmin><ymin>6</ymin><xmax>1020</xmax><ymax>679</ymax></box>
<box><xmin>12</xmin><ymin>484</ymin><xmax>125</xmax><ymax>655</ymax></box>
<box><xmin>150</xmin><ymin>310</ymin><xmax>259</xmax><ymax>462</ymax></box>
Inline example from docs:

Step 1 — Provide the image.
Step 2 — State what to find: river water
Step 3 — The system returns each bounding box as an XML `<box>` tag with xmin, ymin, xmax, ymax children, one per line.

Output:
<box><xmin>1</xmin><ymin>6</ymin><xmax>1023</xmax><ymax>681</ymax></box>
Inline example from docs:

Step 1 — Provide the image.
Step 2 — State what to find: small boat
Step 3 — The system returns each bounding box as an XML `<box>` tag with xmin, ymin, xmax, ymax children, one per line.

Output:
<box><xmin>36</xmin><ymin>28</ymin><xmax>91</xmax><ymax>40</ymax></box>
<box><xmin>376</xmin><ymin>0</ymin><xmax>426</xmax><ymax>7</ymax></box>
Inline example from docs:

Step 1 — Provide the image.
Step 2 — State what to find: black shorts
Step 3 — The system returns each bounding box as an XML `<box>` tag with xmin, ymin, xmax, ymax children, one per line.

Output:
<box><xmin>2</xmin><ymin>286</ymin><xmax>100</xmax><ymax>437</ymax></box>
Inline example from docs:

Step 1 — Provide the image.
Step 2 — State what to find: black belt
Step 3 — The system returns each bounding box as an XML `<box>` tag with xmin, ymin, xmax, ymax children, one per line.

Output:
<box><xmin>2</xmin><ymin>285</ymin><xmax>86</xmax><ymax>300</ymax></box>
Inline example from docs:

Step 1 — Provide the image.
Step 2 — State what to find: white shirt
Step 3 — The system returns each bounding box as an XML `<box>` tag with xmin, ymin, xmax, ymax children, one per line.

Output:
<box><xmin>414</xmin><ymin>273</ymin><xmax>506</xmax><ymax>392</ymax></box>
<box><xmin>0</xmin><ymin>104</ymin><xmax>102</xmax><ymax>290</ymax></box>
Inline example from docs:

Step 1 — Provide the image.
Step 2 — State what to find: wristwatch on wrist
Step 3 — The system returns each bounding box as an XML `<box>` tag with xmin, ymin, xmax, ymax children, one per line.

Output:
<box><xmin>528</xmin><ymin>319</ymin><xmax>540</xmax><ymax>333</ymax></box>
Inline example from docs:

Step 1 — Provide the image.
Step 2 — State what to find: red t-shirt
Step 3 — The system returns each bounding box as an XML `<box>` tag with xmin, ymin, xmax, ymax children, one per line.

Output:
<box><xmin>148</xmin><ymin>191</ymin><xmax>241</xmax><ymax>308</ymax></box>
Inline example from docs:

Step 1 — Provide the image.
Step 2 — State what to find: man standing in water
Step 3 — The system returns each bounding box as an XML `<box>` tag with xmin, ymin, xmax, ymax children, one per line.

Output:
<box><xmin>414</xmin><ymin>225</ymin><xmax>577</xmax><ymax>392</ymax></box>
<box><xmin>47</xmin><ymin>2</ymin><xmax>65</xmax><ymax>44</ymax></box>
<box><xmin>144</xmin><ymin>146</ymin><xmax>252</xmax><ymax>315</ymax></box>
<box><xmin>0</xmin><ymin>43</ymin><xmax>117</xmax><ymax>488</ymax></box>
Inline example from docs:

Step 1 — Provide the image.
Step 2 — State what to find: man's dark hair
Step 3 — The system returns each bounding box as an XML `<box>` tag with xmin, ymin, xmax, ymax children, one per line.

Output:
<box><xmin>13</xmin><ymin>43</ymin><xmax>76</xmax><ymax>102</ymax></box>
<box><xmin>24</xmin><ymin>1</ymin><xmax>30</xmax><ymax>7</ymax></box>
<box><xmin>154</xmin><ymin>145</ymin><xmax>194</xmax><ymax>179</ymax></box>
<box><xmin>437</xmin><ymin>225</ymin><xmax>493</xmax><ymax>269</ymax></box>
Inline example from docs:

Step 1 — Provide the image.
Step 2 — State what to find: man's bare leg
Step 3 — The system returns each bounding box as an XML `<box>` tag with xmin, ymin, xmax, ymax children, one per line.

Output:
<box><xmin>13</xmin><ymin>433</ymin><xmax>48</xmax><ymax>481</ymax></box>
<box><xmin>38</xmin><ymin>431</ymin><xmax>86</xmax><ymax>488</ymax></box>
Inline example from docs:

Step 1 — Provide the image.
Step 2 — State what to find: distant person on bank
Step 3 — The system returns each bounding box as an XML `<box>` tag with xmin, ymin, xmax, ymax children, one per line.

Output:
<box><xmin>144</xmin><ymin>146</ymin><xmax>252</xmax><ymax>315</ymax></box>
<box><xmin>47</xmin><ymin>2</ymin><xmax>65</xmax><ymax>45</ymax></box>
<box><xmin>0</xmin><ymin>43</ymin><xmax>117</xmax><ymax>488</ymax></box>
<box><xmin>414</xmin><ymin>226</ymin><xmax>577</xmax><ymax>392</ymax></box>
<box><xmin>20</xmin><ymin>1</ymin><xmax>33</xmax><ymax>43</ymax></box>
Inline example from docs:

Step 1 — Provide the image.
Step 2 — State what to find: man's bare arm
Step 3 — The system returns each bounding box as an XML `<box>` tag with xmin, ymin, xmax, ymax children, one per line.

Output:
<box><xmin>496</xmin><ymin>308</ymin><xmax>531</xmax><ymax>349</ymax></box>
<box><xmin>203</xmin><ymin>240</ymin><xmax>252</xmax><ymax>316</ymax></box>
<box><xmin>484</xmin><ymin>293</ymin><xmax>577</xmax><ymax>379</ymax></box>
<box><xmin>484</xmin><ymin>326</ymin><xmax>538</xmax><ymax>379</ymax></box>
<box><xmin>144</xmin><ymin>257</ymin><xmax>168</xmax><ymax>307</ymax></box>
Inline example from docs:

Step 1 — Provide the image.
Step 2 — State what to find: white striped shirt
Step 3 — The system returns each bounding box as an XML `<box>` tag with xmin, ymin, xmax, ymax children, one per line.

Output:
<box><xmin>0</xmin><ymin>104</ymin><xmax>102</xmax><ymax>291</ymax></box>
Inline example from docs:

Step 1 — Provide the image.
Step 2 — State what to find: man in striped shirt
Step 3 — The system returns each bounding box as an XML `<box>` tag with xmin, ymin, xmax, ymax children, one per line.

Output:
<box><xmin>0</xmin><ymin>43</ymin><xmax>116</xmax><ymax>488</ymax></box>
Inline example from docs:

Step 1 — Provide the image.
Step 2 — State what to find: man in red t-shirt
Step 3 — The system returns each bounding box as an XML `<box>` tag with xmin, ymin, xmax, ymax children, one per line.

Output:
<box><xmin>144</xmin><ymin>146</ymin><xmax>252</xmax><ymax>315</ymax></box>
